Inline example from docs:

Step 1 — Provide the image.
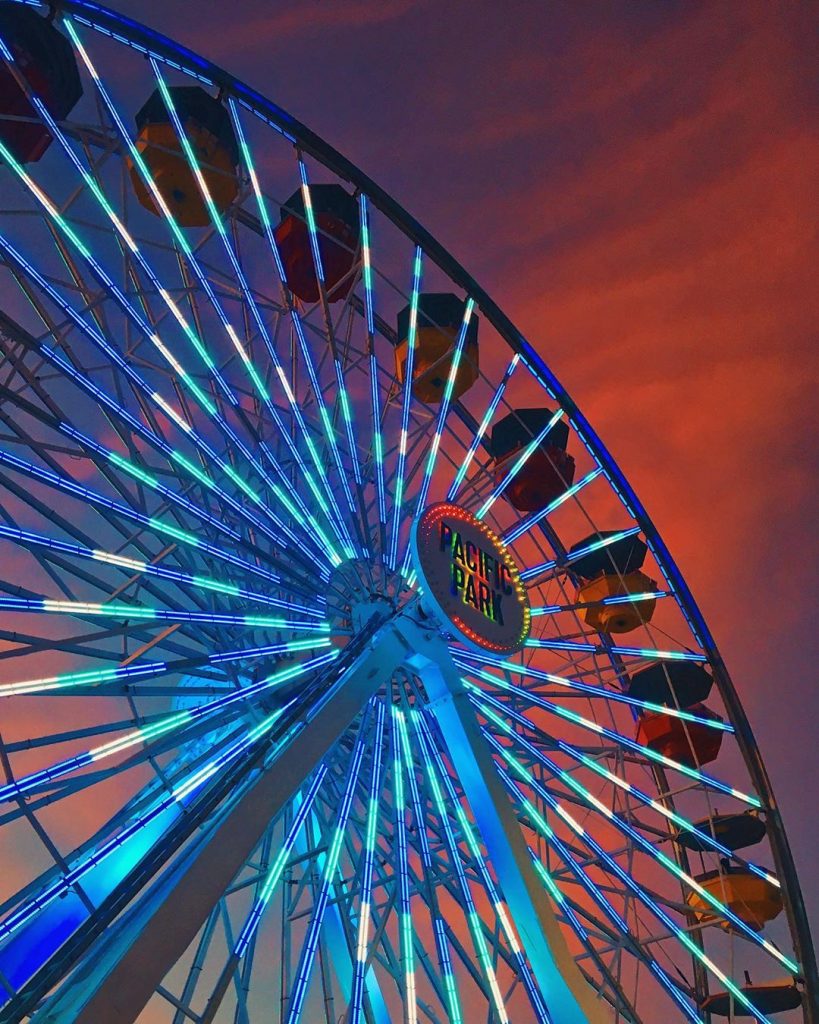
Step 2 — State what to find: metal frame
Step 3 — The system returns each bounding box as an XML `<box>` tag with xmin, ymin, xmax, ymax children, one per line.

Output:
<box><xmin>0</xmin><ymin>2</ymin><xmax>812</xmax><ymax>1022</ymax></box>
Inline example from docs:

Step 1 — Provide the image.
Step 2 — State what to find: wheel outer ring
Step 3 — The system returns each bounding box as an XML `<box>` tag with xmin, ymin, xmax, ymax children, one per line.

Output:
<box><xmin>30</xmin><ymin>2</ymin><xmax>819</xmax><ymax>1014</ymax></box>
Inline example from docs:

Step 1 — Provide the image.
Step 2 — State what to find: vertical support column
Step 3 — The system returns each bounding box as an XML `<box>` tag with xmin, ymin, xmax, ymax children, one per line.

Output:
<box><xmin>410</xmin><ymin>644</ymin><xmax>607</xmax><ymax>1024</ymax></box>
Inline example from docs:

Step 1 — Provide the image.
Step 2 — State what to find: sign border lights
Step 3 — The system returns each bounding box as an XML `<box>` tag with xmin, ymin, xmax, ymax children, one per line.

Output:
<box><xmin>411</xmin><ymin>502</ymin><xmax>530</xmax><ymax>654</ymax></box>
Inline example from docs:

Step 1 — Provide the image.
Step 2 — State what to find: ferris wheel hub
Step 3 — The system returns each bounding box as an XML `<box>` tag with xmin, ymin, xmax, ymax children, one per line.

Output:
<box><xmin>410</xmin><ymin>501</ymin><xmax>531</xmax><ymax>655</ymax></box>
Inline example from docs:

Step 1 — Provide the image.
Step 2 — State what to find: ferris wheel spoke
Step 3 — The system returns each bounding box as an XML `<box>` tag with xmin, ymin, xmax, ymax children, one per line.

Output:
<box><xmin>67</xmin><ymin>364</ymin><xmax>326</xmax><ymax>573</ymax></box>
<box><xmin>0</xmin><ymin>700</ymin><xmax>297</xmax><ymax>1018</ymax></box>
<box><xmin>498</xmin><ymin>769</ymin><xmax>702</xmax><ymax>1024</ymax></box>
<box><xmin>526</xmin><ymin>846</ymin><xmax>650</xmax><ymax>1024</ymax></box>
<box><xmin>476</xmin><ymin>407</ymin><xmax>565</xmax><ymax>523</ymax></box>
<box><xmin>0</xmin><ymin>231</ymin><xmax>342</xmax><ymax>577</ymax></box>
<box><xmin>4</xmin><ymin>280</ymin><xmax>286</xmax><ymax>552</ymax></box>
<box><xmin>525</xmin><ymin>636</ymin><xmax>706</xmax><ymax>662</ymax></box>
<box><xmin>0</xmin><ymin>36</ymin><xmax>236</xmax><ymax>408</ymax></box>
<box><xmin>421</xmin><ymin>907</ymin><xmax>500</xmax><ymax>1017</ymax></box>
<box><xmin>521</xmin><ymin>524</ymin><xmax>643</xmax><ymax>583</ymax></box>
<box><xmin>387</xmin><ymin>245</ymin><xmax>422</xmax><ymax>573</ymax></box>
<box><xmin>399</xmin><ymin>298</ymin><xmax>477</xmax><ymax>581</ymax></box>
<box><xmin>362</xmin><ymin>784</ymin><xmax>504</xmax><ymax>1006</ymax></box>
<box><xmin>0</xmin><ymin>700</ymin><xmax>257</xmax><ymax>917</ymax></box>
<box><xmin>283</xmin><ymin>709</ymin><xmax>370</xmax><ymax>1024</ymax></box>
<box><xmin>0</xmin><ymin>608</ymin><xmax>201</xmax><ymax>674</ymax></box>
<box><xmin>464</xmin><ymin>676</ymin><xmax>760</xmax><ymax>807</ymax></box>
<box><xmin>0</xmin><ymin>635</ymin><xmax>327</xmax><ymax>698</ymax></box>
<box><xmin>0</xmin><ymin>134</ymin><xmax>235</xmax><ymax>419</ymax></box>
<box><xmin>489</xmin><ymin>748</ymin><xmax>779</xmax><ymax>1023</ymax></box>
<box><xmin>295</xmin><ymin>158</ymin><xmax>370</xmax><ymax>549</ymax></box>
<box><xmin>194</xmin><ymin>766</ymin><xmax>329</xmax><ymax>1024</ymax></box>
<box><xmin>0</xmin><ymin>521</ymin><xmax>290</xmax><ymax>609</ymax></box>
<box><xmin>62</xmin><ymin>20</ymin><xmax>353</xmax><ymax>565</ymax></box>
<box><xmin>225</xmin><ymin>105</ymin><xmax>361</xmax><ymax>561</ymax></box>
<box><xmin>348</xmin><ymin>698</ymin><xmax>387</xmax><ymax>1024</ymax></box>
<box><xmin>1</xmin><ymin>379</ymin><xmax>312</xmax><ymax>573</ymax></box>
<box><xmin>447</xmin><ymin>352</ymin><xmax>520</xmax><ymax>503</ymax></box>
<box><xmin>0</xmin><ymin>324</ymin><xmax>311</xmax><ymax>561</ymax></box>
<box><xmin>0</xmin><ymin>442</ymin><xmax>324</xmax><ymax>601</ymax></box>
<box><xmin>392</xmin><ymin>703</ymin><xmax>465</xmax><ymax>1024</ymax></box>
<box><xmin>413</xmin><ymin>663</ymin><xmax>632</xmax><ymax>1024</ymax></box>
<box><xmin>358</xmin><ymin>193</ymin><xmax>389</xmax><ymax>563</ymax></box>
<box><xmin>503</xmin><ymin>467</ymin><xmax>604</xmax><ymax>547</ymax></box>
<box><xmin>0</xmin><ymin>594</ymin><xmax>324</xmax><ymax>633</ymax></box>
<box><xmin>0</xmin><ymin>716</ymin><xmax>250</xmax><ymax>831</ymax></box>
<box><xmin>340</xmin><ymin>839</ymin><xmax>404</xmax><ymax>1020</ymax></box>
<box><xmin>0</xmin><ymin>652</ymin><xmax>335</xmax><ymax>808</ymax></box>
<box><xmin>0</xmin><ymin>743</ymin><xmax>173</xmax><ymax>921</ymax></box>
<box><xmin>5</xmin><ymin>627</ymin><xmax>389</xmax><ymax>1021</ymax></box>
<box><xmin>149</xmin><ymin>60</ymin><xmax>363</xmax><ymax>560</ymax></box>
<box><xmin>0</xmin><ymin>451</ymin><xmax>260</xmax><ymax>622</ymax></box>
<box><xmin>403</xmin><ymin>703</ymin><xmax>551</xmax><ymax>1023</ymax></box>
<box><xmin>389</xmin><ymin>706</ymin><xmax>420</xmax><ymax>1024</ymax></box>
<box><xmin>455</xmin><ymin>653</ymin><xmax>731</xmax><ymax>732</ymax></box>
<box><xmin>530</xmin><ymin>589</ymin><xmax>670</xmax><ymax>618</ymax></box>
<box><xmin>480</xmin><ymin>728</ymin><xmax>705</xmax><ymax>1014</ymax></box>
<box><xmin>308</xmin><ymin>753</ymin><xmax>395</xmax><ymax>1024</ymax></box>
<box><xmin>477</xmin><ymin>689</ymin><xmax>779</xmax><ymax>886</ymax></box>
<box><xmin>476</xmin><ymin>705</ymin><xmax>797</xmax><ymax>980</ymax></box>
<box><xmin>410</xmin><ymin>710</ymin><xmax>515</xmax><ymax>1024</ymax></box>
<box><xmin>57</xmin><ymin>440</ymin><xmax>319</xmax><ymax>599</ymax></box>
<box><xmin>0</xmin><ymin>596</ymin><xmax>224</xmax><ymax>668</ymax></box>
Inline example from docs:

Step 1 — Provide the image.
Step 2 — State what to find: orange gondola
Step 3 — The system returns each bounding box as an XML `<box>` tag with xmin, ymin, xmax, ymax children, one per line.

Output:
<box><xmin>395</xmin><ymin>293</ymin><xmax>478</xmax><ymax>404</ymax></box>
<box><xmin>576</xmin><ymin>571</ymin><xmax>657</xmax><ymax>633</ymax></box>
<box><xmin>687</xmin><ymin>862</ymin><xmax>784</xmax><ymax>931</ymax></box>
<box><xmin>569</xmin><ymin>530</ymin><xmax>657</xmax><ymax>633</ymax></box>
<box><xmin>129</xmin><ymin>86</ymin><xmax>239</xmax><ymax>227</ymax></box>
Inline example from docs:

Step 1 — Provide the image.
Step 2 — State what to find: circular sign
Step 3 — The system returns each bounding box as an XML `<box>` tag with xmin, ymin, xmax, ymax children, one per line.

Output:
<box><xmin>411</xmin><ymin>502</ymin><xmax>530</xmax><ymax>654</ymax></box>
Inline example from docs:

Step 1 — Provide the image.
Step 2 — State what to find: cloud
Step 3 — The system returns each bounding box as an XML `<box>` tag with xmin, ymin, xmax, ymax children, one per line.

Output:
<box><xmin>181</xmin><ymin>0</ymin><xmax>429</xmax><ymax>56</ymax></box>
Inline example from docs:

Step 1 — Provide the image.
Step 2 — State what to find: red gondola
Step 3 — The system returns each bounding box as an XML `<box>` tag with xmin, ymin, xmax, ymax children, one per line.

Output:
<box><xmin>274</xmin><ymin>184</ymin><xmax>359</xmax><ymax>303</ymax></box>
<box><xmin>0</xmin><ymin>4</ymin><xmax>82</xmax><ymax>164</ymax></box>
<box><xmin>636</xmin><ymin>703</ymin><xmax>724</xmax><ymax>767</ymax></box>
<box><xmin>490</xmin><ymin>409</ymin><xmax>574</xmax><ymax>512</ymax></box>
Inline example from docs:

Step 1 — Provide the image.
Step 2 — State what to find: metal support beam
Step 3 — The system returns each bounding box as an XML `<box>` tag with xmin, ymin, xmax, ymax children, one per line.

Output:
<box><xmin>410</xmin><ymin>641</ymin><xmax>609</xmax><ymax>1024</ymax></box>
<box><xmin>32</xmin><ymin>619</ymin><xmax>411</xmax><ymax>1024</ymax></box>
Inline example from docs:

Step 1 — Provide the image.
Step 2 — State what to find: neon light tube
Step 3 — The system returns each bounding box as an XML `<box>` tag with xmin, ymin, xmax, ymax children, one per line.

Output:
<box><xmin>388</xmin><ymin>246</ymin><xmax>422</xmax><ymax>571</ymax></box>
<box><xmin>477</xmin><ymin>408</ymin><xmax>564</xmax><ymax>521</ymax></box>
<box><xmin>503</xmin><ymin>468</ymin><xmax>602</xmax><ymax>546</ymax></box>
<box><xmin>285</xmin><ymin>713</ymin><xmax>369</xmax><ymax>1023</ymax></box>
<box><xmin>448</xmin><ymin>353</ymin><xmax>519</xmax><ymax>502</ymax></box>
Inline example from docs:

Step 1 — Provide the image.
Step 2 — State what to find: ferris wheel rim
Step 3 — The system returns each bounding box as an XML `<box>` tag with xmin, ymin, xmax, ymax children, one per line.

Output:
<box><xmin>44</xmin><ymin>0</ymin><xmax>816</xmax><ymax>994</ymax></box>
<box><xmin>0</xmin><ymin>0</ymin><xmax>815</xmax><ymax>1018</ymax></box>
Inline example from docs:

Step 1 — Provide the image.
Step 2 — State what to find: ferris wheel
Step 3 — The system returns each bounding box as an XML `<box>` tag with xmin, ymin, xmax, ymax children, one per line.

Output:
<box><xmin>0</xmin><ymin>2</ymin><xmax>814</xmax><ymax>1022</ymax></box>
